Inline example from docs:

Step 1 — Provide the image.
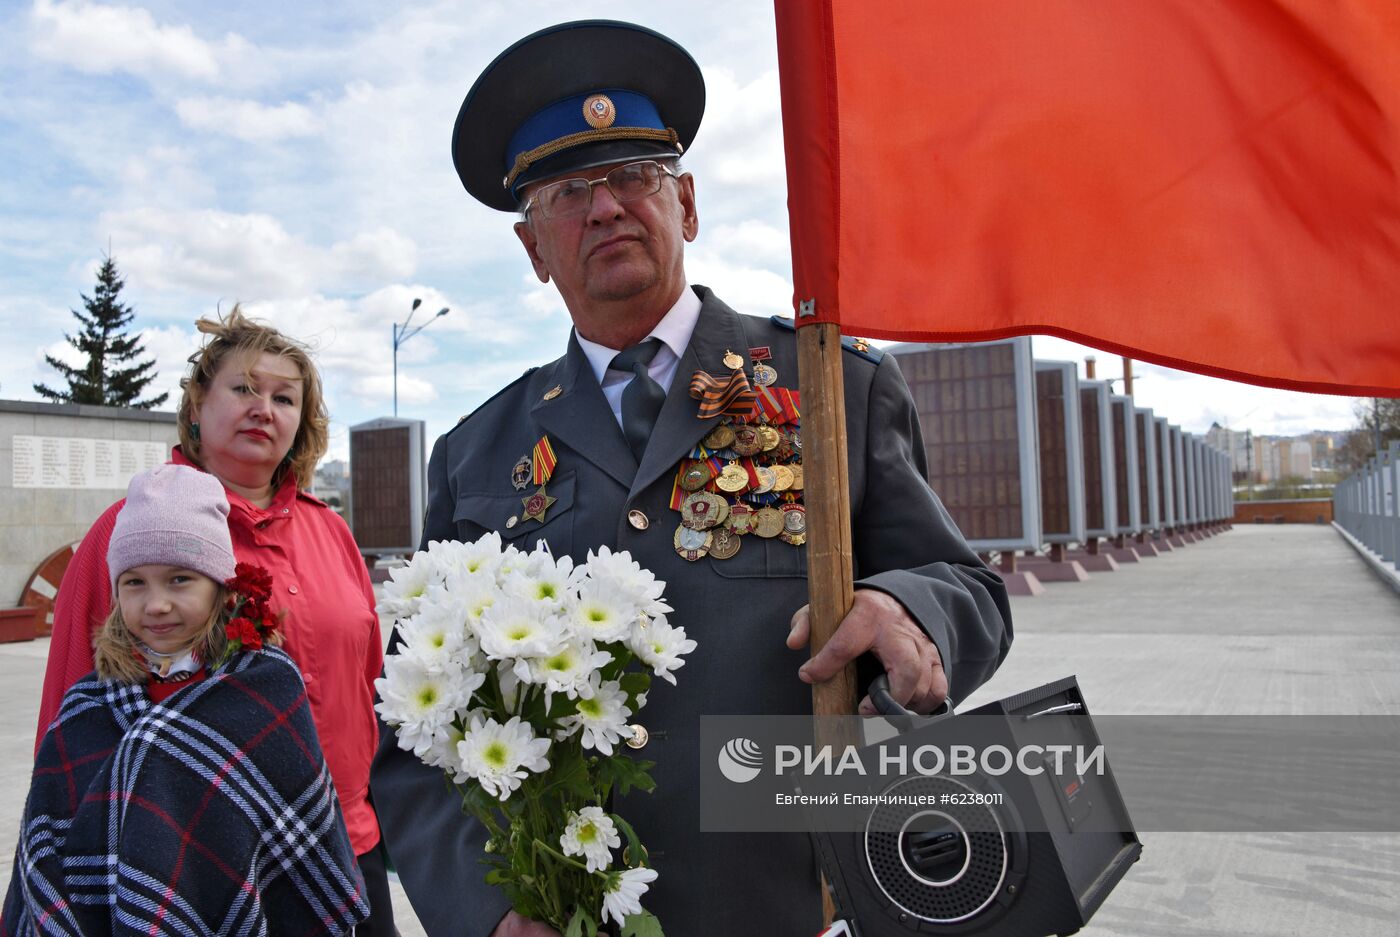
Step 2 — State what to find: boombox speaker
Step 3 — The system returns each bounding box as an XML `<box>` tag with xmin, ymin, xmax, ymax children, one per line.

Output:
<box><xmin>808</xmin><ymin>676</ymin><xmax>1140</xmax><ymax>936</ymax></box>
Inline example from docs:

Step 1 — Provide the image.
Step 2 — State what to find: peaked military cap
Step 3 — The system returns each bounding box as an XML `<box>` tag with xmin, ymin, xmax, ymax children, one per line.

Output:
<box><xmin>453</xmin><ymin>20</ymin><xmax>706</xmax><ymax>212</ymax></box>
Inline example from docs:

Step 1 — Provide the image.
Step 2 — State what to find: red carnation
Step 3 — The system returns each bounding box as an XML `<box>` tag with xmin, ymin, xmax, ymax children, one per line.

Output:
<box><xmin>228</xmin><ymin>563</ymin><xmax>274</xmax><ymax>601</ymax></box>
<box><xmin>227</xmin><ymin>617</ymin><xmax>254</xmax><ymax>644</ymax></box>
<box><xmin>239</xmin><ymin>616</ymin><xmax>264</xmax><ymax>650</ymax></box>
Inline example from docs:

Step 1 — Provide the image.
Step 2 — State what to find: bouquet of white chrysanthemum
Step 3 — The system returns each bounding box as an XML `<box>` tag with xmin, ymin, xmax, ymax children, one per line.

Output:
<box><xmin>376</xmin><ymin>534</ymin><xmax>695</xmax><ymax>936</ymax></box>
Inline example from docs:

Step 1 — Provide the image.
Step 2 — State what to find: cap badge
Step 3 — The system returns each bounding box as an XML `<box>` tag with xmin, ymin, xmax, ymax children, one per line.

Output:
<box><xmin>583</xmin><ymin>93</ymin><xmax>617</xmax><ymax>129</ymax></box>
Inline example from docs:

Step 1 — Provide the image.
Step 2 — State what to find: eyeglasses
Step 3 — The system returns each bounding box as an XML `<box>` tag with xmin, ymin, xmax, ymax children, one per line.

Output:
<box><xmin>522</xmin><ymin>160</ymin><xmax>680</xmax><ymax>220</ymax></box>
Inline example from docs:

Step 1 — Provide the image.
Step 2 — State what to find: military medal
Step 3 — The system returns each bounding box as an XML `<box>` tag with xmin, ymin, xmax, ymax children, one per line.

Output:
<box><xmin>520</xmin><ymin>436</ymin><xmax>559</xmax><ymax>523</ymax></box>
<box><xmin>757</xmin><ymin>425</ymin><xmax>781</xmax><ymax>452</ymax></box>
<box><xmin>788</xmin><ymin>463</ymin><xmax>805</xmax><ymax>491</ymax></box>
<box><xmin>511</xmin><ymin>453</ymin><xmax>533</xmax><ymax>490</ymax></box>
<box><xmin>704</xmin><ymin>424</ymin><xmax>737</xmax><ymax>450</ymax></box>
<box><xmin>753</xmin><ymin>506</ymin><xmax>784</xmax><ymax>538</ymax></box>
<box><xmin>753</xmin><ymin>465</ymin><xmax>777</xmax><ymax>494</ymax></box>
<box><xmin>727</xmin><ymin>502</ymin><xmax>756</xmax><ymax>535</ymax></box>
<box><xmin>521</xmin><ymin>487</ymin><xmax>556</xmax><ymax>523</ymax></box>
<box><xmin>779</xmin><ymin>503</ymin><xmax>808</xmax><ymax>545</ymax></box>
<box><xmin>723</xmin><ymin>349</ymin><xmax>744</xmax><ymax>370</ymax></box>
<box><xmin>681</xmin><ymin>491</ymin><xmax>728</xmax><ymax>530</ymax></box>
<box><xmin>716</xmin><ymin>461</ymin><xmax>749</xmax><ymax>493</ymax></box>
<box><xmin>709</xmin><ymin>526</ymin><xmax>742</xmax><ymax>560</ymax></box>
<box><xmin>748</xmin><ymin>346</ymin><xmax>777</xmax><ymax>387</ymax></box>
<box><xmin>732</xmin><ymin>425</ymin><xmax>763</xmax><ymax>456</ymax></box>
<box><xmin>674</xmin><ymin>524</ymin><xmax>713</xmax><ymax>561</ymax></box>
<box><xmin>680</xmin><ymin>461</ymin><xmax>714</xmax><ymax>491</ymax></box>
<box><xmin>771</xmin><ymin>464</ymin><xmax>795</xmax><ymax>492</ymax></box>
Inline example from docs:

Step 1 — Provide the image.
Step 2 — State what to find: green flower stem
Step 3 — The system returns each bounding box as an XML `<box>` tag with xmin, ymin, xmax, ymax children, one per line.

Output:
<box><xmin>533</xmin><ymin>838</ymin><xmax>596</xmax><ymax>876</ymax></box>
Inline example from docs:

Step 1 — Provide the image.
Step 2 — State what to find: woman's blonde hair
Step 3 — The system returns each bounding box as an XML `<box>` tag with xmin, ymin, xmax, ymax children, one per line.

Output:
<box><xmin>93</xmin><ymin>581</ymin><xmax>284</xmax><ymax>684</ymax></box>
<box><xmin>178</xmin><ymin>304</ymin><xmax>328</xmax><ymax>490</ymax></box>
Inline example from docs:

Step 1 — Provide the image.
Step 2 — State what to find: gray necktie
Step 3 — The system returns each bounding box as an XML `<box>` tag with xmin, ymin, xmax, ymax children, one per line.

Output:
<box><xmin>610</xmin><ymin>338</ymin><xmax>666</xmax><ymax>461</ymax></box>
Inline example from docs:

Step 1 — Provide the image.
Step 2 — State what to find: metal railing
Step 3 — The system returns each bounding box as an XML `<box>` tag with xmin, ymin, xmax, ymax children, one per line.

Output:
<box><xmin>1334</xmin><ymin>440</ymin><xmax>1399</xmax><ymax>568</ymax></box>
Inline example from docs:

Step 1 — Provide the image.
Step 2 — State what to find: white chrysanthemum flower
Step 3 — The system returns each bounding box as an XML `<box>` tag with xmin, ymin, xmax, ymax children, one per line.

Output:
<box><xmin>399</xmin><ymin>605</ymin><xmax>469</xmax><ymax>670</ymax></box>
<box><xmin>422</xmin><ymin>720</ymin><xmax>468</xmax><ymax>777</ymax></box>
<box><xmin>504</xmin><ymin>548</ymin><xmax>573</xmax><ymax>610</ymax></box>
<box><xmin>436</xmin><ymin>576</ymin><xmax>497</xmax><ymax>639</ymax></box>
<box><xmin>382</xmin><ymin>555</ymin><xmax>438</xmax><ymax>617</ymax></box>
<box><xmin>492</xmin><ymin>543</ymin><xmax>528</xmax><ymax>586</ymax></box>
<box><xmin>432</xmin><ymin>532</ymin><xmax>507</xmax><ymax>581</ymax></box>
<box><xmin>375</xmin><ymin>652</ymin><xmax>480</xmax><ymax>757</ymax></box>
<box><xmin>457</xmin><ymin>715</ymin><xmax>551</xmax><ymax>801</ymax></box>
<box><xmin>477</xmin><ymin>597</ymin><xmax>567</xmax><ymax>664</ymax></box>
<box><xmin>571</xmin><ymin>581</ymin><xmax>636</xmax><ymax>644</ymax></box>
<box><xmin>560</xmin><ymin>806</ymin><xmax>620</xmax><ymax>874</ymax></box>
<box><xmin>559</xmin><ymin>677</ymin><xmax>633</xmax><ymax>755</ymax></box>
<box><xmin>628</xmin><ymin>616</ymin><xmax>697</xmax><ymax>686</ymax></box>
<box><xmin>528</xmin><ymin>640</ymin><xmax>612</xmax><ymax>699</ymax></box>
<box><xmin>601</xmin><ymin>866</ymin><xmax>658</xmax><ymax>925</ymax></box>
<box><xmin>578</xmin><ymin>545</ymin><xmax>671</xmax><ymax>618</ymax></box>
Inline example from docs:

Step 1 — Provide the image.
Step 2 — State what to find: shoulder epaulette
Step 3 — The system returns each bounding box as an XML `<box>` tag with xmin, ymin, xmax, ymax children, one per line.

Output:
<box><xmin>448</xmin><ymin>367</ymin><xmax>539</xmax><ymax>434</ymax></box>
<box><xmin>767</xmin><ymin>315</ymin><xmax>884</xmax><ymax>364</ymax></box>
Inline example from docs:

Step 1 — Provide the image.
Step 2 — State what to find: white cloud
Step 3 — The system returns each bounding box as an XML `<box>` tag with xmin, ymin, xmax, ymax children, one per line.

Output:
<box><xmin>175</xmin><ymin>96</ymin><xmax>319</xmax><ymax>141</ymax></box>
<box><xmin>352</xmin><ymin>373</ymin><xmax>436</xmax><ymax>406</ymax></box>
<box><xmin>686</xmin><ymin>248</ymin><xmax>794</xmax><ymax>320</ymax></box>
<box><xmin>99</xmin><ymin>207</ymin><xmax>417</xmax><ymax>298</ymax></box>
<box><xmin>28</xmin><ymin>0</ymin><xmax>249</xmax><ymax>81</ymax></box>
<box><xmin>691</xmin><ymin>67</ymin><xmax>787</xmax><ymax>197</ymax></box>
<box><xmin>703</xmin><ymin>220</ymin><xmax>791</xmax><ymax>269</ymax></box>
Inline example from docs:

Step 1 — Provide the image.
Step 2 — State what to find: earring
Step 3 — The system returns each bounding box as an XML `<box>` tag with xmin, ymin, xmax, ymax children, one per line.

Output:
<box><xmin>190</xmin><ymin>422</ymin><xmax>201</xmax><ymax>442</ymax></box>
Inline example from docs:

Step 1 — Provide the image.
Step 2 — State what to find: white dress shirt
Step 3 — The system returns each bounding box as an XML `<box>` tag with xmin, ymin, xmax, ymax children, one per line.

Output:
<box><xmin>575</xmin><ymin>285</ymin><xmax>703</xmax><ymax>428</ymax></box>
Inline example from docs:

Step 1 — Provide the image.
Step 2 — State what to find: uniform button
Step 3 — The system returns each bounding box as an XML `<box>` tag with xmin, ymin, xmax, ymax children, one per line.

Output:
<box><xmin>627</xmin><ymin>510</ymin><xmax>649</xmax><ymax>530</ymax></box>
<box><xmin>507</xmin><ymin>516</ymin><xmax>519</xmax><ymax>529</ymax></box>
<box><xmin>626</xmin><ymin>724</ymin><xmax>649</xmax><ymax>750</ymax></box>
<box><xmin>288</xmin><ymin>584</ymin><xmax>299</xmax><ymax>595</ymax></box>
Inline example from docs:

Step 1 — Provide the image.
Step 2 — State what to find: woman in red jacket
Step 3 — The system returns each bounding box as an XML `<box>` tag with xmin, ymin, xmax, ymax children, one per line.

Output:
<box><xmin>36</xmin><ymin>306</ymin><xmax>397</xmax><ymax>935</ymax></box>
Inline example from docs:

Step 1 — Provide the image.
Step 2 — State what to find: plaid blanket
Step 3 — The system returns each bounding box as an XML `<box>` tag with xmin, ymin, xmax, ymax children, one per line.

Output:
<box><xmin>3</xmin><ymin>647</ymin><xmax>368</xmax><ymax>936</ymax></box>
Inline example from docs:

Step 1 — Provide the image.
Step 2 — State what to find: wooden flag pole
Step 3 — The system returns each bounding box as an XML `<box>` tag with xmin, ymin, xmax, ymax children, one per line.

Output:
<box><xmin>796</xmin><ymin>308</ymin><xmax>860</xmax><ymax>928</ymax></box>
<box><xmin>795</xmin><ymin>314</ymin><xmax>859</xmax><ymax>713</ymax></box>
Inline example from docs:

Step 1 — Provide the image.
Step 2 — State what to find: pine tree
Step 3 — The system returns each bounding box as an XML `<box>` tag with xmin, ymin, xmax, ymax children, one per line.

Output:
<box><xmin>33</xmin><ymin>256</ymin><xmax>169</xmax><ymax>409</ymax></box>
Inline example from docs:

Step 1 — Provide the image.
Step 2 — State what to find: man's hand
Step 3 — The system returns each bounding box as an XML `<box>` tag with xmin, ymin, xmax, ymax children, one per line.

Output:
<box><xmin>490</xmin><ymin>911</ymin><xmax>561</xmax><ymax>937</ymax></box>
<box><xmin>788</xmin><ymin>589</ymin><xmax>947</xmax><ymax>715</ymax></box>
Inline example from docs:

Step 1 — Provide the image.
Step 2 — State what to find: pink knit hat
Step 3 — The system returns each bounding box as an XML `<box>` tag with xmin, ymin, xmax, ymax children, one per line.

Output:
<box><xmin>108</xmin><ymin>464</ymin><xmax>237</xmax><ymax>591</ymax></box>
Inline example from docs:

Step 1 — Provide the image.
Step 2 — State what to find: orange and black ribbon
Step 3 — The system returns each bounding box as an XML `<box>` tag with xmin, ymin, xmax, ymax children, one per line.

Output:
<box><xmin>688</xmin><ymin>368</ymin><xmax>758</xmax><ymax>420</ymax></box>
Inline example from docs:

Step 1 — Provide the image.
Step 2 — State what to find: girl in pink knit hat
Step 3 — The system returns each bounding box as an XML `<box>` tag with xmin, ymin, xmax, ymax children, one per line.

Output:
<box><xmin>4</xmin><ymin>465</ymin><xmax>368</xmax><ymax>935</ymax></box>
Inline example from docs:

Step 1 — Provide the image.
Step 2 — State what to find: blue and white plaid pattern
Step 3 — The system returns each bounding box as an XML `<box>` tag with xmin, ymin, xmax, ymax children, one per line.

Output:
<box><xmin>4</xmin><ymin>647</ymin><xmax>368</xmax><ymax>936</ymax></box>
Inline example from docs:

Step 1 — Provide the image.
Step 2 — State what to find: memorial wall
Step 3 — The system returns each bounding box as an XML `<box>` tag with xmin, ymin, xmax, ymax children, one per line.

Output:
<box><xmin>888</xmin><ymin>337</ymin><xmax>1042</xmax><ymax>551</ymax></box>
<box><xmin>0</xmin><ymin>399</ymin><xmax>178</xmax><ymax>607</ymax></box>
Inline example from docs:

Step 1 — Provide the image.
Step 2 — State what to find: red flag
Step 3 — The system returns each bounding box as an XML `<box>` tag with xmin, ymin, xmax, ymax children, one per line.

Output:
<box><xmin>775</xmin><ymin>0</ymin><xmax>1400</xmax><ymax>396</ymax></box>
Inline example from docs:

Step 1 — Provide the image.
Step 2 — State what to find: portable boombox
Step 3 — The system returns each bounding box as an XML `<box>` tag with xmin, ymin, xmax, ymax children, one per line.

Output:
<box><xmin>809</xmin><ymin>676</ymin><xmax>1140</xmax><ymax>937</ymax></box>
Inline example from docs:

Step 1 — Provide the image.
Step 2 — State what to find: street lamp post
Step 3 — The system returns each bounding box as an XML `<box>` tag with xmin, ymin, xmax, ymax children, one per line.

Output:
<box><xmin>393</xmin><ymin>297</ymin><xmax>449</xmax><ymax>417</ymax></box>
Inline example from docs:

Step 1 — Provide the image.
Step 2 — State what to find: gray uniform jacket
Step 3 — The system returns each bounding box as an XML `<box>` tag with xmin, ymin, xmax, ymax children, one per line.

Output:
<box><xmin>370</xmin><ymin>286</ymin><xmax>1012</xmax><ymax>936</ymax></box>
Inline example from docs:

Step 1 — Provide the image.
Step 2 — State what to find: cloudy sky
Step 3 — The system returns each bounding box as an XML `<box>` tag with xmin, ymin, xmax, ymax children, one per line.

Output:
<box><xmin>0</xmin><ymin>0</ymin><xmax>1364</xmax><ymax>462</ymax></box>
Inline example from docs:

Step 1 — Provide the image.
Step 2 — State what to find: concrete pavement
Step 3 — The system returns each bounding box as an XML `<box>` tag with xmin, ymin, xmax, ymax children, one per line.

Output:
<box><xmin>2</xmin><ymin>524</ymin><xmax>1397</xmax><ymax>934</ymax></box>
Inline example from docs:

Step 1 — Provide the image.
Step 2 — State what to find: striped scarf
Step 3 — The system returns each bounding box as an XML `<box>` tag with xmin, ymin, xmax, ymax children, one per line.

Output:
<box><xmin>3</xmin><ymin>647</ymin><xmax>367</xmax><ymax>936</ymax></box>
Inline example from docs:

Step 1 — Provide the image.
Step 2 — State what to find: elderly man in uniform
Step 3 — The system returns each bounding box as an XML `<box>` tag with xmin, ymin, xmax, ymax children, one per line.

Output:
<box><xmin>371</xmin><ymin>20</ymin><xmax>1012</xmax><ymax>937</ymax></box>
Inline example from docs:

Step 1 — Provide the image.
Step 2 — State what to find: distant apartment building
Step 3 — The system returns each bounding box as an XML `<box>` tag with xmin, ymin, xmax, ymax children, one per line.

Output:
<box><xmin>1248</xmin><ymin>435</ymin><xmax>1314</xmax><ymax>482</ymax></box>
<box><xmin>313</xmin><ymin>458</ymin><xmax>351</xmax><ymax>515</ymax></box>
<box><xmin>1205</xmin><ymin>423</ymin><xmax>1254</xmax><ymax>475</ymax></box>
<box><xmin>1300</xmin><ymin>431</ymin><xmax>1338</xmax><ymax>472</ymax></box>
<box><xmin>1282</xmin><ymin>440</ymin><xmax>1313</xmax><ymax>478</ymax></box>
